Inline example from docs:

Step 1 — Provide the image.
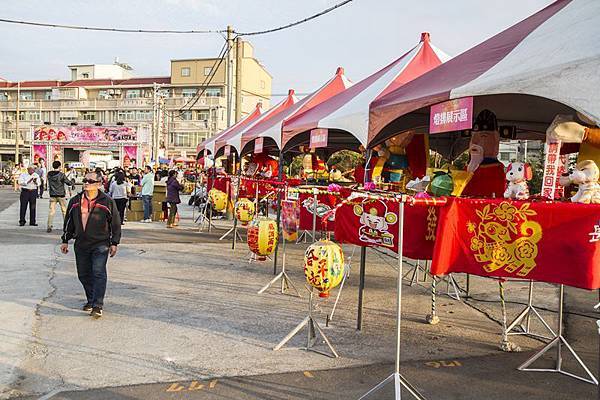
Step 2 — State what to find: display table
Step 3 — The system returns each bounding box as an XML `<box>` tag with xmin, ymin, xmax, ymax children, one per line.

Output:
<box><xmin>430</xmin><ymin>198</ymin><xmax>600</xmax><ymax>289</ymax></box>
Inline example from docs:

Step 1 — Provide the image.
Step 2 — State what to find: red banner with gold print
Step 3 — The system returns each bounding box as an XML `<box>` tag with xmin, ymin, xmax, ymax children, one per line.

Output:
<box><xmin>334</xmin><ymin>199</ymin><xmax>439</xmax><ymax>260</ymax></box>
<box><xmin>431</xmin><ymin>198</ymin><xmax>600</xmax><ymax>289</ymax></box>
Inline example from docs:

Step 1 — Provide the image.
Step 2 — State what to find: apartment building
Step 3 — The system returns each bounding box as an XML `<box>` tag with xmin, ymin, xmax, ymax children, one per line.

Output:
<box><xmin>0</xmin><ymin>40</ymin><xmax>272</xmax><ymax>163</ymax></box>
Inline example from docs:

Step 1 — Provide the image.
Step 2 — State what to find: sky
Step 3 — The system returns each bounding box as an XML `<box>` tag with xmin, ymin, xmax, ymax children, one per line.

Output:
<box><xmin>0</xmin><ymin>0</ymin><xmax>553</xmax><ymax>99</ymax></box>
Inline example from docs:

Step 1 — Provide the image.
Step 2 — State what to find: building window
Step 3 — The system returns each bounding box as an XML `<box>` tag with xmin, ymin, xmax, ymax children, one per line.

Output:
<box><xmin>2</xmin><ymin>130</ymin><xmax>14</xmax><ymax>140</ymax></box>
<box><xmin>0</xmin><ymin>93</ymin><xmax>8</xmax><ymax>101</ymax></box>
<box><xmin>197</xmin><ymin>111</ymin><xmax>209</xmax><ymax>121</ymax></box>
<box><xmin>98</xmin><ymin>90</ymin><xmax>110</xmax><ymax>99</ymax></box>
<box><xmin>182</xmin><ymin>88</ymin><xmax>197</xmax><ymax>98</ymax></box>
<box><xmin>44</xmin><ymin>91</ymin><xmax>52</xmax><ymax>100</ymax></box>
<box><xmin>126</xmin><ymin>89</ymin><xmax>141</xmax><ymax>99</ymax></box>
<box><xmin>181</xmin><ymin>111</ymin><xmax>192</xmax><ymax>121</ymax></box>
<box><xmin>19</xmin><ymin>91</ymin><xmax>33</xmax><ymax>101</ymax></box>
<box><xmin>82</xmin><ymin>73</ymin><xmax>90</xmax><ymax>79</ymax></box>
<box><xmin>158</xmin><ymin>88</ymin><xmax>170</xmax><ymax>98</ymax></box>
<box><xmin>136</xmin><ymin>110</ymin><xmax>153</xmax><ymax>120</ymax></box>
<box><xmin>82</xmin><ymin>112</ymin><xmax>96</xmax><ymax>121</ymax></box>
<box><xmin>117</xmin><ymin>110</ymin><xmax>136</xmax><ymax>121</ymax></box>
<box><xmin>181</xmin><ymin>67</ymin><xmax>191</xmax><ymax>77</ymax></box>
<box><xmin>205</xmin><ymin>88</ymin><xmax>221</xmax><ymax>97</ymax></box>
<box><xmin>174</xmin><ymin>132</ymin><xmax>192</xmax><ymax>147</ymax></box>
<box><xmin>204</xmin><ymin>67</ymin><xmax>212</xmax><ymax>76</ymax></box>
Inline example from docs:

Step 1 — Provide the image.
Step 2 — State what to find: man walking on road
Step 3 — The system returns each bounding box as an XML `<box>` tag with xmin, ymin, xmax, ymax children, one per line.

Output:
<box><xmin>141</xmin><ymin>165</ymin><xmax>154</xmax><ymax>222</ymax></box>
<box><xmin>18</xmin><ymin>166</ymin><xmax>41</xmax><ymax>226</ymax></box>
<box><xmin>47</xmin><ymin>160</ymin><xmax>74</xmax><ymax>233</ymax></box>
<box><xmin>61</xmin><ymin>171</ymin><xmax>121</xmax><ymax>318</ymax></box>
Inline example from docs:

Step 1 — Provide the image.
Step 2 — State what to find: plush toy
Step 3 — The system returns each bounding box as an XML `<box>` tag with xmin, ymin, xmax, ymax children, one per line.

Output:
<box><xmin>503</xmin><ymin>162</ymin><xmax>532</xmax><ymax>200</ymax></box>
<box><xmin>563</xmin><ymin>160</ymin><xmax>600</xmax><ymax>204</ymax></box>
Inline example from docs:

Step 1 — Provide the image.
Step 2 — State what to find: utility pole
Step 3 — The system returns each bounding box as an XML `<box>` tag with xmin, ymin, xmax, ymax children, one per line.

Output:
<box><xmin>15</xmin><ymin>82</ymin><xmax>20</xmax><ymax>164</ymax></box>
<box><xmin>235</xmin><ymin>36</ymin><xmax>243</xmax><ymax>123</ymax></box>
<box><xmin>152</xmin><ymin>82</ymin><xmax>159</xmax><ymax>163</ymax></box>
<box><xmin>226</xmin><ymin>25</ymin><xmax>234</xmax><ymax>128</ymax></box>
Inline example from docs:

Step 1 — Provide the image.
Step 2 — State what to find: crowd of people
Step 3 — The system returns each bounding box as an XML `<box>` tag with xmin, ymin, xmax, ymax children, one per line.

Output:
<box><xmin>13</xmin><ymin>160</ymin><xmax>193</xmax><ymax>231</ymax></box>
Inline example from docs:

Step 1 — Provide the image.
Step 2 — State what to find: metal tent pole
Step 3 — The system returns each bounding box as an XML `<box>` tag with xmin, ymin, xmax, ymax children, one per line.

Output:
<box><xmin>357</xmin><ymin>246</ymin><xmax>367</xmax><ymax>331</ymax></box>
<box><xmin>272</xmin><ymin>150</ymin><xmax>284</xmax><ymax>275</ymax></box>
<box><xmin>359</xmin><ymin>201</ymin><xmax>425</xmax><ymax>400</ymax></box>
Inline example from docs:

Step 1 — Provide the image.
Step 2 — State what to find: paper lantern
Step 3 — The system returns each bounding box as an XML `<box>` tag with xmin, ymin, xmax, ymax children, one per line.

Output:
<box><xmin>209</xmin><ymin>189</ymin><xmax>227</xmax><ymax>212</ymax></box>
<box><xmin>235</xmin><ymin>198</ymin><xmax>255</xmax><ymax>225</ymax></box>
<box><xmin>304</xmin><ymin>240</ymin><xmax>345</xmax><ymax>298</ymax></box>
<box><xmin>247</xmin><ymin>218</ymin><xmax>278</xmax><ymax>261</ymax></box>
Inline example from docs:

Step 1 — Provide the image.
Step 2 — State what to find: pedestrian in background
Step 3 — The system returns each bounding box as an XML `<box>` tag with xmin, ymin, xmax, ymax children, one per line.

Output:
<box><xmin>165</xmin><ymin>170</ymin><xmax>182</xmax><ymax>228</ymax></box>
<box><xmin>141</xmin><ymin>165</ymin><xmax>154</xmax><ymax>222</ymax></box>
<box><xmin>65</xmin><ymin>166</ymin><xmax>77</xmax><ymax>197</ymax></box>
<box><xmin>46</xmin><ymin>160</ymin><xmax>73</xmax><ymax>233</ymax></box>
<box><xmin>18</xmin><ymin>166</ymin><xmax>41</xmax><ymax>226</ymax></box>
<box><xmin>36</xmin><ymin>159</ymin><xmax>47</xmax><ymax>199</ymax></box>
<box><xmin>61</xmin><ymin>170</ymin><xmax>121</xmax><ymax>318</ymax></box>
<box><xmin>12</xmin><ymin>163</ymin><xmax>24</xmax><ymax>192</ymax></box>
<box><xmin>108</xmin><ymin>170</ymin><xmax>131</xmax><ymax>225</ymax></box>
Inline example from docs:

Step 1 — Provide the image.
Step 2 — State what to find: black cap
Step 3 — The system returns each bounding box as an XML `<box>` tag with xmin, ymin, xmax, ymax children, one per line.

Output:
<box><xmin>473</xmin><ymin>109</ymin><xmax>498</xmax><ymax>132</ymax></box>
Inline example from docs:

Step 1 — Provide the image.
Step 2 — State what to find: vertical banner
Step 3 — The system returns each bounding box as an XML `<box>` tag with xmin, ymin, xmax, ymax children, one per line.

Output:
<box><xmin>32</xmin><ymin>144</ymin><xmax>47</xmax><ymax>165</ymax></box>
<box><xmin>282</xmin><ymin>200</ymin><xmax>300</xmax><ymax>242</ymax></box>
<box><xmin>310</xmin><ymin>128</ymin><xmax>328</xmax><ymax>149</ymax></box>
<box><xmin>123</xmin><ymin>146</ymin><xmax>138</xmax><ymax>168</ymax></box>
<box><xmin>430</xmin><ymin>97</ymin><xmax>473</xmax><ymax>134</ymax></box>
<box><xmin>224</xmin><ymin>145</ymin><xmax>231</xmax><ymax>157</ymax></box>
<box><xmin>51</xmin><ymin>145</ymin><xmax>63</xmax><ymax>164</ymax></box>
<box><xmin>254</xmin><ymin>137</ymin><xmax>264</xmax><ymax>154</ymax></box>
<box><xmin>541</xmin><ymin>140</ymin><xmax>564</xmax><ymax>199</ymax></box>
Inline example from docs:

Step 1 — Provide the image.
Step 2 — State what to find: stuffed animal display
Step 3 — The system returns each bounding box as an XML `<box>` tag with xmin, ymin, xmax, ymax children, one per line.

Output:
<box><xmin>504</xmin><ymin>162</ymin><xmax>532</xmax><ymax>200</ymax></box>
<box><xmin>562</xmin><ymin>160</ymin><xmax>600</xmax><ymax>204</ymax></box>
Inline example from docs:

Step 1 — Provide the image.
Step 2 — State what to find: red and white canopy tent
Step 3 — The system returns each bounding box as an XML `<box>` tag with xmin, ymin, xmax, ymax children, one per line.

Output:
<box><xmin>239</xmin><ymin>67</ymin><xmax>353</xmax><ymax>156</ymax></box>
<box><xmin>225</xmin><ymin>89</ymin><xmax>298</xmax><ymax>157</ymax></box>
<box><xmin>197</xmin><ymin>103</ymin><xmax>263</xmax><ymax>157</ymax></box>
<box><xmin>369</xmin><ymin>0</ymin><xmax>600</xmax><ymax>158</ymax></box>
<box><xmin>282</xmin><ymin>33</ymin><xmax>450</xmax><ymax>151</ymax></box>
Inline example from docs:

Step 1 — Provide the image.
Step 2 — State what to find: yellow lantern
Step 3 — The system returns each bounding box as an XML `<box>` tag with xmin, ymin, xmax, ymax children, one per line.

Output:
<box><xmin>209</xmin><ymin>189</ymin><xmax>228</xmax><ymax>212</ymax></box>
<box><xmin>235</xmin><ymin>198</ymin><xmax>255</xmax><ymax>225</ymax></box>
<box><xmin>304</xmin><ymin>240</ymin><xmax>345</xmax><ymax>298</ymax></box>
<box><xmin>247</xmin><ymin>218</ymin><xmax>278</xmax><ymax>261</ymax></box>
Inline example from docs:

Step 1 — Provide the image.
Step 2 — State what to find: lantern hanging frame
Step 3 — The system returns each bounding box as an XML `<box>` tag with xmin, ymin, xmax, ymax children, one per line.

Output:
<box><xmin>258</xmin><ymin>235</ymin><xmax>301</xmax><ymax>297</ymax></box>
<box><xmin>273</xmin><ymin>286</ymin><xmax>339</xmax><ymax>358</ymax></box>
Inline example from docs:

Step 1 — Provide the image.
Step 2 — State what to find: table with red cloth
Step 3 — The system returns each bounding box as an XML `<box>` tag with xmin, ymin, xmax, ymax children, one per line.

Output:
<box><xmin>207</xmin><ymin>175</ymin><xmax>230</xmax><ymax>195</ymax></box>
<box><xmin>430</xmin><ymin>198</ymin><xmax>600</xmax><ymax>290</ymax></box>
<box><xmin>334</xmin><ymin>197</ymin><xmax>439</xmax><ymax>260</ymax></box>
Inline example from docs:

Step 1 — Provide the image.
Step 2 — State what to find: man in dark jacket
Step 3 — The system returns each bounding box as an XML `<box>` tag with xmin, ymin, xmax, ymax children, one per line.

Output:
<box><xmin>47</xmin><ymin>160</ymin><xmax>74</xmax><ymax>233</ymax></box>
<box><xmin>61</xmin><ymin>171</ymin><xmax>121</xmax><ymax>318</ymax></box>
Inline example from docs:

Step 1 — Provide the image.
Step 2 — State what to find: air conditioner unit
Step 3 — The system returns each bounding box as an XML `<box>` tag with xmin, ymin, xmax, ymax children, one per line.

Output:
<box><xmin>114</xmin><ymin>89</ymin><xmax>122</xmax><ymax>95</ymax></box>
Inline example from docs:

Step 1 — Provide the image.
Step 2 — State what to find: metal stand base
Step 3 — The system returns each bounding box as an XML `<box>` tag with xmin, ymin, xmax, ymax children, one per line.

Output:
<box><xmin>403</xmin><ymin>260</ymin><xmax>428</xmax><ymax>287</ymax></box>
<box><xmin>296</xmin><ymin>230</ymin><xmax>314</xmax><ymax>244</ymax></box>
<box><xmin>359</xmin><ymin>372</ymin><xmax>426</xmax><ymax>400</ymax></box>
<box><xmin>518</xmin><ymin>284</ymin><xmax>598</xmax><ymax>385</ymax></box>
<box><xmin>273</xmin><ymin>290</ymin><xmax>339</xmax><ymax>358</ymax></box>
<box><xmin>506</xmin><ymin>282</ymin><xmax>555</xmax><ymax>341</ymax></box>
<box><xmin>247</xmin><ymin>252</ymin><xmax>272</xmax><ymax>264</ymax></box>
<box><xmin>258</xmin><ymin>271</ymin><xmax>301</xmax><ymax>297</ymax></box>
<box><xmin>219</xmin><ymin>226</ymin><xmax>243</xmax><ymax>241</ymax></box>
<box><xmin>443</xmin><ymin>274</ymin><xmax>461</xmax><ymax>301</ymax></box>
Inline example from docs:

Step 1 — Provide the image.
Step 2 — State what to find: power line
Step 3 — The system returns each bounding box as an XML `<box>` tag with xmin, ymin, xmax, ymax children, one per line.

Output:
<box><xmin>234</xmin><ymin>0</ymin><xmax>354</xmax><ymax>36</ymax></box>
<box><xmin>0</xmin><ymin>1</ymin><xmax>355</xmax><ymax>36</ymax></box>
<box><xmin>0</xmin><ymin>18</ymin><xmax>225</xmax><ymax>34</ymax></box>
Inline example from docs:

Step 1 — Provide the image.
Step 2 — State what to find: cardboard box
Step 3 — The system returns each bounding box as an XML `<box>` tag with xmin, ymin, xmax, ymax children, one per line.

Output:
<box><xmin>153</xmin><ymin>183</ymin><xmax>167</xmax><ymax>194</ymax></box>
<box><xmin>129</xmin><ymin>199</ymin><xmax>144</xmax><ymax>212</ymax></box>
<box><xmin>126</xmin><ymin>210</ymin><xmax>144</xmax><ymax>222</ymax></box>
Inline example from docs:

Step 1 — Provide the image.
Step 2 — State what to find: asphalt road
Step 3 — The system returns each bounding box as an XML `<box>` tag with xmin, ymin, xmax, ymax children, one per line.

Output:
<box><xmin>0</xmin><ymin>187</ymin><xmax>597</xmax><ymax>400</ymax></box>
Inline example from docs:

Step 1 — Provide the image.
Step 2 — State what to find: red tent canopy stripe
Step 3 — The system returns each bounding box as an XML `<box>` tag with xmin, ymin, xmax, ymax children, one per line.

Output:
<box><xmin>282</xmin><ymin>33</ymin><xmax>450</xmax><ymax>147</ymax></box>
<box><xmin>368</xmin><ymin>0</ymin><xmax>574</xmax><ymax>143</ymax></box>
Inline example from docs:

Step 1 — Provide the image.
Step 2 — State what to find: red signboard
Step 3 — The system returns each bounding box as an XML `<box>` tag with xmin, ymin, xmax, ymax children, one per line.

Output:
<box><xmin>430</xmin><ymin>97</ymin><xmax>473</xmax><ymax>134</ymax></box>
<box><xmin>431</xmin><ymin>198</ymin><xmax>600</xmax><ymax>289</ymax></box>
<box><xmin>254</xmin><ymin>137</ymin><xmax>264</xmax><ymax>154</ymax></box>
<box><xmin>310</xmin><ymin>128</ymin><xmax>328</xmax><ymax>149</ymax></box>
<box><xmin>334</xmin><ymin>199</ymin><xmax>439</xmax><ymax>260</ymax></box>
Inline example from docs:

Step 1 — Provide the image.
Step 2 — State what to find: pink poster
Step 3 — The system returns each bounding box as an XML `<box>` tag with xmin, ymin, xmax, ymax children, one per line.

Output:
<box><xmin>32</xmin><ymin>145</ymin><xmax>47</xmax><ymax>165</ymax></box>
<box><xmin>310</xmin><ymin>128</ymin><xmax>328</xmax><ymax>149</ymax></box>
<box><xmin>51</xmin><ymin>145</ymin><xmax>63</xmax><ymax>163</ymax></box>
<box><xmin>430</xmin><ymin>97</ymin><xmax>473</xmax><ymax>134</ymax></box>
<box><xmin>254</xmin><ymin>137</ymin><xmax>264</xmax><ymax>154</ymax></box>
<box><xmin>123</xmin><ymin>146</ymin><xmax>138</xmax><ymax>168</ymax></box>
<box><xmin>33</xmin><ymin>126</ymin><xmax>136</xmax><ymax>143</ymax></box>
